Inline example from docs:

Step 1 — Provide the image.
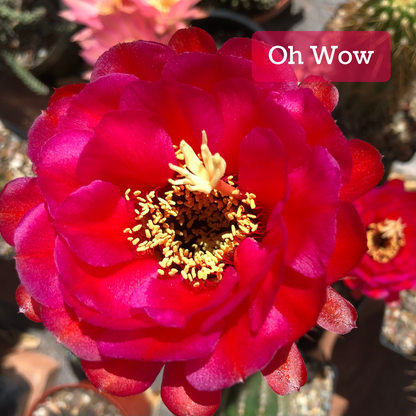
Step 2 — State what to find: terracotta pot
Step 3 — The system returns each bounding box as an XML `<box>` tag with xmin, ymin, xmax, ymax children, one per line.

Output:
<box><xmin>27</xmin><ymin>381</ymin><xmax>151</xmax><ymax>416</ymax></box>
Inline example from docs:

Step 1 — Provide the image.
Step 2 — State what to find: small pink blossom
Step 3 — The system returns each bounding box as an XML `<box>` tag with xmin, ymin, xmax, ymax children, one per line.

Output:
<box><xmin>345</xmin><ymin>179</ymin><xmax>416</xmax><ymax>303</ymax></box>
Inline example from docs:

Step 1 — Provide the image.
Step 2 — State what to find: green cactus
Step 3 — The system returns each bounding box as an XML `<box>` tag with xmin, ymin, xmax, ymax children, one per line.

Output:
<box><xmin>216</xmin><ymin>371</ymin><xmax>281</xmax><ymax>416</ymax></box>
<box><xmin>328</xmin><ymin>0</ymin><xmax>416</xmax><ymax>165</ymax></box>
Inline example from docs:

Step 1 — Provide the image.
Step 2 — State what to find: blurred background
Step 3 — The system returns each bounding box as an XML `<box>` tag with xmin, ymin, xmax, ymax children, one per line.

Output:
<box><xmin>1</xmin><ymin>0</ymin><xmax>416</xmax><ymax>415</ymax></box>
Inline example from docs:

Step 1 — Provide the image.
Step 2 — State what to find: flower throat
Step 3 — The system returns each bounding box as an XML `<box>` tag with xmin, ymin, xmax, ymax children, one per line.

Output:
<box><xmin>123</xmin><ymin>133</ymin><xmax>261</xmax><ymax>287</ymax></box>
<box><xmin>367</xmin><ymin>218</ymin><xmax>406</xmax><ymax>263</ymax></box>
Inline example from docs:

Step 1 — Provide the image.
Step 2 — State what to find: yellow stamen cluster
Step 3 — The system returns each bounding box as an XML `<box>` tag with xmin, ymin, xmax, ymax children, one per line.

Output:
<box><xmin>123</xmin><ymin>145</ymin><xmax>260</xmax><ymax>287</ymax></box>
<box><xmin>147</xmin><ymin>0</ymin><xmax>181</xmax><ymax>13</ymax></box>
<box><xmin>367</xmin><ymin>217</ymin><xmax>406</xmax><ymax>263</ymax></box>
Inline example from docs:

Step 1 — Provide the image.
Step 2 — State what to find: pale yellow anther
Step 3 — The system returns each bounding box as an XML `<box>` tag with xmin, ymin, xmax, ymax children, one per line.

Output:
<box><xmin>169</xmin><ymin>131</ymin><xmax>226</xmax><ymax>195</ymax></box>
<box><xmin>379</xmin><ymin>217</ymin><xmax>406</xmax><ymax>240</ymax></box>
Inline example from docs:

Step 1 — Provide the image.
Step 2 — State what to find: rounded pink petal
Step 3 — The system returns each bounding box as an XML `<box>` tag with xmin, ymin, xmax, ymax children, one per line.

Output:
<box><xmin>49</xmin><ymin>84</ymin><xmax>86</xmax><ymax>106</ymax></box>
<box><xmin>60</xmin><ymin>282</ymin><xmax>157</xmax><ymax>330</ymax></box>
<box><xmin>55</xmin><ymin>238</ymin><xmax>159</xmax><ymax>319</ymax></box>
<box><xmin>0</xmin><ymin>177</ymin><xmax>44</xmax><ymax>246</ymax></box>
<box><xmin>162</xmin><ymin>362</ymin><xmax>221</xmax><ymax>416</ymax></box>
<box><xmin>97</xmin><ymin>323</ymin><xmax>223</xmax><ymax>362</ymax></box>
<box><xmin>91</xmin><ymin>41</ymin><xmax>176</xmax><ymax>82</ymax></box>
<box><xmin>262</xmin><ymin>343</ymin><xmax>307</xmax><ymax>395</ymax></box>
<box><xmin>239</xmin><ymin>127</ymin><xmax>287</xmax><ymax>212</ymax></box>
<box><xmin>185</xmin><ymin>304</ymin><xmax>289</xmax><ymax>391</ymax></box>
<box><xmin>317</xmin><ymin>287</ymin><xmax>357</xmax><ymax>334</ymax></box>
<box><xmin>340</xmin><ymin>139</ymin><xmax>384</xmax><ymax>202</ymax></box>
<box><xmin>131</xmin><ymin>272</ymin><xmax>239</xmax><ymax>329</ymax></box>
<box><xmin>119</xmin><ymin>80</ymin><xmax>223</xmax><ymax>153</ymax></box>
<box><xmin>56</xmin><ymin>74</ymin><xmax>138</xmax><ymax>133</ymax></box>
<box><xmin>16</xmin><ymin>284</ymin><xmax>42</xmax><ymax>323</ymax></box>
<box><xmin>169</xmin><ymin>27</ymin><xmax>217</xmax><ymax>54</ymax></box>
<box><xmin>14</xmin><ymin>203</ymin><xmax>63</xmax><ymax>308</ymax></box>
<box><xmin>82</xmin><ymin>358</ymin><xmax>163</xmax><ymax>396</ymax></box>
<box><xmin>274</xmin><ymin>267</ymin><xmax>326</xmax><ymax>344</ymax></box>
<box><xmin>37</xmin><ymin>130</ymin><xmax>92</xmax><ymax>217</ymax></box>
<box><xmin>277</xmin><ymin>88</ymin><xmax>352</xmax><ymax>184</ymax></box>
<box><xmin>283</xmin><ymin>146</ymin><xmax>341</xmax><ymax>277</ymax></box>
<box><xmin>299</xmin><ymin>76</ymin><xmax>339</xmax><ymax>113</ymax></box>
<box><xmin>28</xmin><ymin>96</ymin><xmax>73</xmax><ymax>167</ymax></box>
<box><xmin>76</xmin><ymin>110</ymin><xmax>176</xmax><ymax>192</ymax></box>
<box><xmin>53</xmin><ymin>181</ymin><xmax>135</xmax><ymax>267</ymax></box>
<box><xmin>162</xmin><ymin>52</ymin><xmax>220</xmax><ymax>92</ymax></box>
<box><xmin>326</xmin><ymin>201</ymin><xmax>367</xmax><ymax>285</ymax></box>
<box><xmin>41</xmin><ymin>305</ymin><xmax>102</xmax><ymax>361</ymax></box>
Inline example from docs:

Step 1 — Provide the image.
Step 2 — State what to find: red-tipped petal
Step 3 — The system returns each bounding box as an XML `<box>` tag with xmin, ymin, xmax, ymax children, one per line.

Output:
<box><xmin>162</xmin><ymin>362</ymin><xmax>221</xmax><ymax>416</ymax></box>
<box><xmin>14</xmin><ymin>204</ymin><xmax>64</xmax><ymax>308</ymax></box>
<box><xmin>299</xmin><ymin>76</ymin><xmax>339</xmax><ymax>113</ymax></box>
<box><xmin>82</xmin><ymin>358</ymin><xmax>163</xmax><ymax>396</ymax></box>
<box><xmin>317</xmin><ymin>286</ymin><xmax>357</xmax><ymax>334</ymax></box>
<box><xmin>340</xmin><ymin>139</ymin><xmax>384</xmax><ymax>202</ymax></box>
<box><xmin>0</xmin><ymin>177</ymin><xmax>44</xmax><ymax>246</ymax></box>
<box><xmin>169</xmin><ymin>27</ymin><xmax>217</xmax><ymax>54</ymax></box>
<box><xmin>91</xmin><ymin>41</ymin><xmax>176</xmax><ymax>82</ymax></box>
<box><xmin>15</xmin><ymin>285</ymin><xmax>42</xmax><ymax>323</ymax></box>
<box><xmin>49</xmin><ymin>84</ymin><xmax>86</xmax><ymax>106</ymax></box>
<box><xmin>326</xmin><ymin>202</ymin><xmax>367</xmax><ymax>285</ymax></box>
<box><xmin>41</xmin><ymin>305</ymin><xmax>102</xmax><ymax>361</ymax></box>
<box><xmin>262</xmin><ymin>343</ymin><xmax>307</xmax><ymax>395</ymax></box>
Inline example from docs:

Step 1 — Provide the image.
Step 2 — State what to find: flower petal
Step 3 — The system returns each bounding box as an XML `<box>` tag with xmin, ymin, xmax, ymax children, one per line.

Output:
<box><xmin>97</xmin><ymin>323</ymin><xmax>223</xmax><ymax>362</ymax></box>
<box><xmin>49</xmin><ymin>84</ymin><xmax>86</xmax><ymax>106</ymax></box>
<box><xmin>169</xmin><ymin>27</ymin><xmax>217</xmax><ymax>54</ymax></box>
<box><xmin>54</xmin><ymin>181</ymin><xmax>135</xmax><ymax>267</ymax></box>
<box><xmin>274</xmin><ymin>267</ymin><xmax>326</xmax><ymax>344</ymax></box>
<box><xmin>37</xmin><ymin>130</ymin><xmax>92</xmax><ymax>217</ymax></box>
<box><xmin>326</xmin><ymin>201</ymin><xmax>367</xmax><ymax>285</ymax></box>
<box><xmin>91</xmin><ymin>41</ymin><xmax>176</xmax><ymax>82</ymax></box>
<box><xmin>0</xmin><ymin>177</ymin><xmax>44</xmax><ymax>246</ymax></box>
<box><xmin>185</xmin><ymin>304</ymin><xmax>289</xmax><ymax>391</ymax></box>
<box><xmin>55</xmin><ymin>238</ymin><xmax>158</xmax><ymax>319</ymax></box>
<box><xmin>82</xmin><ymin>358</ymin><xmax>163</xmax><ymax>396</ymax></box>
<box><xmin>277</xmin><ymin>88</ymin><xmax>352</xmax><ymax>184</ymax></box>
<box><xmin>28</xmin><ymin>97</ymin><xmax>73</xmax><ymax>168</ymax></box>
<box><xmin>76</xmin><ymin>110</ymin><xmax>176</xmax><ymax>192</ymax></box>
<box><xmin>41</xmin><ymin>304</ymin><xmax>102</xmax><ymax>361</ymax></box>
<box><xmin>130</xmin><ymin>272</ymin><xmax>239</xmax><ymax>329</ymax></box>
<box><xmin>239</xmin><ymin>126</ymin><xmax>287</xmax><ymax>212</ymax></box>
<box><xmin>340</xmin><ymin>139</ymin><xmax>384</xmax><ymax>202</ymax></box>
<box><xmin>15</xmin><ymin>285</ymin><xmax>42</xmax><ymax>323</ymax></box>
<box><xmin>14</xmin><ymin>204</ymin><xmax>63</xmax><ymax>308</ymax></box>
<box><xmin>317</xmin><ymin>287</ymin><xmax>357</xmax><ymax>334</ymax></box>
<box><xmin>56</xmin><ymin>74</ymin><xmax>137</xmax><ymax>133</ymax></box>
<box><xmin>283</xmin><ymin>146</ymin><xmax>341</xmax><ymax>278</ymax></box>
<box><xmin>261</xmin><ymin>343</ymin><xmax>307</xmax><ymax>395</ymax></box>
<box><xmin>299</xmin><ymin>76</ymin><xmax>339</xmax><ymax>113</ymax></box>
<box><xmin>162</xmin><ymin>362</ymin><xmax>221</xmax><ymax>416</ymax></box>
<box><xmin>119</xmin><ymin>80</ymin><xmax>223</xmax><ymax>153</ymax></box>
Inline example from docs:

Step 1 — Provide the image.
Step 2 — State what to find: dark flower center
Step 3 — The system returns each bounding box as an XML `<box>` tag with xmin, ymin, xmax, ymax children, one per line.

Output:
<box><xmin>123</xmin><ymin>136</ymin><xmax>262</xmax><ymax>288</ymax></box>
<box><xmin>366</xmin><ymin>218</ymin><xmax>406</xmax><ymax>263</ymax></box>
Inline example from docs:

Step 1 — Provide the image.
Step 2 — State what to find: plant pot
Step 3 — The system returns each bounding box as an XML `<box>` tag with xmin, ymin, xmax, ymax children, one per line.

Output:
<box><xmin>380</xmin><ymin>290</ymin><xmax>416</xmax><ymax>357</ymax></box>
<box><xmin>27</xmin><ymin>381</ymin><xmax>151</xmax><ymax>416</ymax></box>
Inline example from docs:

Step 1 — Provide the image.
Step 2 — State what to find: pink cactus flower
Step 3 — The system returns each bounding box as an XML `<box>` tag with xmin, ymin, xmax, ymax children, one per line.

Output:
<box><xmin>0</xmin><ymin>29</ymin><xmax>384</xmax><ymax>416</ymax></box>
<box><xmin>61</xmin><ymin>0</ymin><xmax>207</xmax><ymax>66</ymax></box>
<box><xmin>345</xmin><ymin>179</ymin><xmax>416</xmax><ymax>303</ymax></box>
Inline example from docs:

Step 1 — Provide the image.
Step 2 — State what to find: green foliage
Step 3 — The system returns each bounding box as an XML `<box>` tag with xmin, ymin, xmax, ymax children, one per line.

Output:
<box><xmin>0</xmin><ymin>0</ymin><xmax>50</xmax><ymax>95</ymax></box>
<box><xmin>216</xmin><ymin>372</ymin><xmax>280</xmax><ymax>416</ymax></box>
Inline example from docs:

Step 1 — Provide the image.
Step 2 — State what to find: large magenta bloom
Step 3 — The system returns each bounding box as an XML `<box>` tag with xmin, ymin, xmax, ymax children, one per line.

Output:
<box><xmin>345</xmin><ymin>180</ymin><xmax>416</xmax><ymax>303</ymax></box>
<box><xmin>0</xmin><ymin>28</ymin><xmax>383</xmax><ymax>415</ymax></box>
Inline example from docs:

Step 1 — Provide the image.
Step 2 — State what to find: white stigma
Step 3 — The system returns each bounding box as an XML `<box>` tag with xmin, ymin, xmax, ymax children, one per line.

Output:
<box><xmin>169</xmin><ymin>131</ymin><xmax>226</xmax><ymax>194</ymax></box>
<box><xmin>379</xmin><ymin>217</ymin><xmax>406</xmax><ymax>240</ymax></box>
